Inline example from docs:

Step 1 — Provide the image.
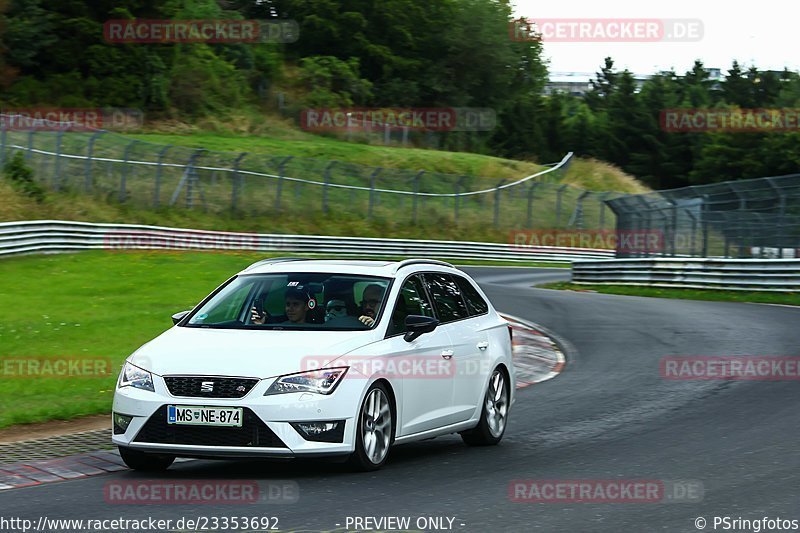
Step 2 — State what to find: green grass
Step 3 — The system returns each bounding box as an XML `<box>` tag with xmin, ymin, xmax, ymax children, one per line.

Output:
<box><xmin>0</xmin><ymin>250</ymin><xmax>566</xmax><ymax>429</ymax></box>
<box><xmin>128</xmin><ymin>131</ymin><xmax>544</xmax><ymax>182</ymax></box>
<box><xmin>540</xmin><ymin>282</ymin><xmax>800</xmax><ymax>306</ymax></box>
<box><xmin>2</xmin><ymin>125</ymin><xmax>648</xmax><ymax>245</ymax></box>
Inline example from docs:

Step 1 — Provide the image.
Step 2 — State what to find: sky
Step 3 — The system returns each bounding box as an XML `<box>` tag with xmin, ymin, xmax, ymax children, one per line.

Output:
<box><xmin>511</xmin><ymin>0</ymin><xmax>797</xmax><ymax>76</ymax></box>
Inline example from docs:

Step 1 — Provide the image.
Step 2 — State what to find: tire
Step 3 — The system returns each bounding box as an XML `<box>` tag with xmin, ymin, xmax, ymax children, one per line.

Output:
<box><xmin>118</xmin><ymin>446</ymin><xmax>175</xmax><ymax>471</ymax></box>
<box><xmin>348</xmin><ymin>382</ymin><xmax>394</xmax><ymax>471</ymax></box>
<box><xmin>460</xmin><ymin>368</ymin><xmax>509</xmax><ymax>446</ymax></box>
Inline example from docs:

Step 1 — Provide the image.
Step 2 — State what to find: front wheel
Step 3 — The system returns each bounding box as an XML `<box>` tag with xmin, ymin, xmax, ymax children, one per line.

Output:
<box><xmin>118</xmin><ymin>446</ymin><xmax>175</xmax><ymax>471</ymax></box>
<box><xmin>461</xmin><ymin>368</ymin><xmax>509</xmax><ymax>446</ymax></box>
<box><xmin>348</xmin><ymin>383</ymin><xmax>394</xmax><ymax>471</ymax></box>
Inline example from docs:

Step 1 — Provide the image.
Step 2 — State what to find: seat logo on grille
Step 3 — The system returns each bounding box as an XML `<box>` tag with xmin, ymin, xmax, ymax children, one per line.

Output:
<box><xmin>200</xmin><ymin>381</ymin><xmax>215</xmax><ymax>393</ymax></box>
<box><xmin>236</xmin><ymin>385</ymin><xmax>246</xmax><ymax>392</ymax></box>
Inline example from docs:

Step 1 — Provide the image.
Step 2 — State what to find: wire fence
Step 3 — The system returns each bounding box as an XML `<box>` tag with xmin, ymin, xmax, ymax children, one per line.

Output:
<box><xmin>607</xmin><ymin>174</ymin><xmax>800</xmax><ymax>258</ymax></box>
<box><xmin>3</xmin><ymin>116</ymin><xmax>797</xmax><ymax>259</ymax></box>
<box><xmin>0</xmin><ymin>116</ymin><xmax>625</xmax><ymax>234</ymax></box>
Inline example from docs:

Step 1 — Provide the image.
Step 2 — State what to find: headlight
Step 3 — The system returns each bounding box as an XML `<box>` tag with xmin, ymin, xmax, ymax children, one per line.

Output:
<box><xmin>265</xmin><ymin>367</ymin><xmax>348</xmax><ymax>396</ymax></box>
<box><xmin>118</xmin><ymin>362</ymin><xmax>154</xmax><ymax>392</ymax></box>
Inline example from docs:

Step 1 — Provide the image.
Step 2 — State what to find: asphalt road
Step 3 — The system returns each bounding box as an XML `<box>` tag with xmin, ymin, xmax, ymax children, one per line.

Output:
<box><xmin>2</xmin><ymin>266</ymin><xmax>799</xmax><ymax>533</ymax></box>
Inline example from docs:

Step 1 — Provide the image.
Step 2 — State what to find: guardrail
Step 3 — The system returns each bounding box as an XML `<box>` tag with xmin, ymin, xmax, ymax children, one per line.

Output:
<box><xmin>0</xmin><ymin>220</ymin><xmax>615</xmax><ymax>263</ymax></box>
<box><xmin>572</xmin><ymin>258</ymin><xmax>800</xmax><ymax>291</ymax></box>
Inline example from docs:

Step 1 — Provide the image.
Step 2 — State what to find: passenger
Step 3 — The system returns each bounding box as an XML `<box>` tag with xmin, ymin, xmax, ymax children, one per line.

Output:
<box><xmin>325</xmin><ymin>299</ymin><xmax>348</xmax><ymax>322</ymax></box>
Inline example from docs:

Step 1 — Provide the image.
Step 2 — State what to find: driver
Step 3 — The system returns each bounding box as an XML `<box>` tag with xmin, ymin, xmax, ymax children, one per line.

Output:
<box><xmin>251</xmin><ymin>287</ymin><xmax>312</xmax><ymax>325</ymax></box>
<box><xmin>358</xmin><ymin>284</ymin><xmax>385</xmax><ymax>327</ymax></box>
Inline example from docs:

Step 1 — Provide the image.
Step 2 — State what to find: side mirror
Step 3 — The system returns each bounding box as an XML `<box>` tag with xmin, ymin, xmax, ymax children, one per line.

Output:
<box><xmin>403</xmin><ymin>315</ymin><xmax>439</xmax><ymax>342</ymax></box>
<box><xmin>171</xmin><ymin>310</ymin><xmax>191</xmax><ymax>325</ymax></box>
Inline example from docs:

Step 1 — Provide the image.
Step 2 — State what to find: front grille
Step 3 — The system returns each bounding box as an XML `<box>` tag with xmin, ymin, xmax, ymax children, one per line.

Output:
<box><xmin>164</xmin><ymin>376</ymin><xmax>259</xmax><ymax>399</ymax></box>
<box><xmin>134</xmin><ymin>406</ymin><xmax>287</xmax><ymax>447</ymax></box>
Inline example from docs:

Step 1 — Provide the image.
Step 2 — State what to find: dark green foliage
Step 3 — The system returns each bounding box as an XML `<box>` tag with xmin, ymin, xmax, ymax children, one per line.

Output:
<box><xmin>3</xmin><ymin>151</ymin><xmax>44</xmax><ymax>201</ymax></box>
<box><xmin>0</xmin><ymin>0</ymin><xmax>796</xmax><ymax>188</ymax></box>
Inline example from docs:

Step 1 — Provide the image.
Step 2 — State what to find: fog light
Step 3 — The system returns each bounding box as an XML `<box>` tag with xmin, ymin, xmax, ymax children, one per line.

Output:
<box><xmin>291</xmin><ymin>420</ymin><xmax>345</xmax><ymax>443</ymax></box>
<box><xmin>113</xmin><ymin>413</ymin><xmax>133</xmax><ymax>435</ymax></box>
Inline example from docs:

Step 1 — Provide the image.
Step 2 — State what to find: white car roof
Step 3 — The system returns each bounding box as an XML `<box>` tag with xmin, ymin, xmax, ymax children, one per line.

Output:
<box><xmin>239</xmin><ymin>258</ymin><xmax>458</xmax><ymax>277</ymax></box>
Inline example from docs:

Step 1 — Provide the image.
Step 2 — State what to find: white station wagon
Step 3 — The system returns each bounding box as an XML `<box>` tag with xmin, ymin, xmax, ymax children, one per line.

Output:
<box><xmin>112</xmin><ymin>258</ymin><xmax>515</xmax><ymax>471</ymax></box>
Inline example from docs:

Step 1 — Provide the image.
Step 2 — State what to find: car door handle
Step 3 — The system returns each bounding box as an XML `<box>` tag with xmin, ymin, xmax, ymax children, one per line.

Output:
<box><xmin>477</xmin><ymin>341</ymin><xmax>489</xmax><ymax>350</ymax></box>
<box><xmin>441</xmin><ymin>349</ymin><xmax>454</xmax><ymax>359</ymax></box>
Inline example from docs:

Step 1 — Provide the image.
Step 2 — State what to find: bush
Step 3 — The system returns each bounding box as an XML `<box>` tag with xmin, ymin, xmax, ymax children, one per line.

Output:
<box><xmin>3</xmin><ymin>151</ymin><xmax>45</xmax><ymax>202</ymax></box>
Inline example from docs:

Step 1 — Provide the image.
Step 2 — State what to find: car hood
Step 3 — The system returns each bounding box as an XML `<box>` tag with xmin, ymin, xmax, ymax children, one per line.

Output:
<box><xmin>129</xmin><ymin>326</ymin><xmax>377</xmax><ymax>378</ymax></box>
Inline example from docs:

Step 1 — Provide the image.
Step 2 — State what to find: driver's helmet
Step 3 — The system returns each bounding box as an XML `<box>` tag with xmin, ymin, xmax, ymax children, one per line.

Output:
<box><xmin>325</xmin><ymin>299</ymin><xmax>347</xmax><ymax>321</ymax></box>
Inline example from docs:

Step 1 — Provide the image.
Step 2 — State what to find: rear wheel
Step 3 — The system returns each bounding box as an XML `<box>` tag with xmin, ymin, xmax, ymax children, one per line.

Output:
<box><xmin>118</xmin><ymin>446</ymin><xmax>175</xmax><ymax>471</ymax></box>
<box><xmin>348</xmin><ymin>383</ymin><xmax>394</xmax><ymax>471</ymax></box>
<box><xmin>461</xmin><ymin>368</ymin><xmax>509</xmax><ymax>446</ymax></box>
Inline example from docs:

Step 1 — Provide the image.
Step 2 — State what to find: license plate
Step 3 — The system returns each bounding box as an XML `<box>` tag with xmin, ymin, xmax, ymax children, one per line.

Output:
<box><xmin>167</xmin><ymin>405</ymin><xmax>243</xmax><ymax>427</ymax></box>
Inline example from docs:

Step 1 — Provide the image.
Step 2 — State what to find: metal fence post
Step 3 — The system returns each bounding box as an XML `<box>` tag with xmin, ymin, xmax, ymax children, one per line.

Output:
<box><xmin>412</xmin><ymin>171</ymin><xmax>423</xmax><ymax>223</ymax></box>
<box><xmin>668</xmin><ymin>199</ymin><xmax>678</xmax><ymax>257</ymax></box>
<box><xmin>274</xmin><ymin>156</ymin><xmax>293</xmax><ymax>210</ymax></box>
<box><xmin>493</xmin><ymin>180</ymin><xmax>506</xmax><ymax>228</ymax></box>
<box><xmin>84</xmin><ymin>131</ymin><xmax>105</xmax><ymax>193</ymax></box>
<box><xmin>526</xmin><ymin>183</ymin><xmax>538</xmax><ymax>228</ymax></box>
<box><xmin>766</xmin><ymin>177</ymin><xmax>787</xmax><ymax>257</ymax></box>
<box><xmin>53</xmin><ymin>129</ymin><xmax>65</xmax><ymax>191</ymax></box>
<box><xmin>230</xmin><ymin>152</ymin><xmax>247</xmax><ymax>212</ymax></box>
<box><xmin>569</xmin><ymin>190</ymin><xmax>590</xmax><ymax>229</ymax></box>
<box><xmin>368</xmin><ymin>167</ymin><xmax>382</xmax><ymax>219</ymax></box>
<box><xmin>701</xmin><ymin>194</ymin><xmax>710</xmax><ymax>257</ymax></box>
<box><xmin>454</xmin><ymin>176</ymin><xmax>467</xmax><ymax>223</ymax></box>
<box><xmin>154</xmin><ymin>145</ymin><xmax>173</xmax><ymax>208</ymax></box>
<box><xmin>25</xmin><ymin>130</ymin><xmax>35</xmax><ymax>161</ymax></box>
<box><xmin>598</xmin><ymin>192</ymin><xmax>611</xmax><ymax>229</ymax></box>
<box><xmin>688</xmin><ymin>211</ymin><xmax>698</xmax><ymax>257</ymax></box>
<box><xmin>0</xmin><ymin>121</ymin><xmax>6</xmax><ymax>169</ymax></box>
<box><xmin>188</xmin><ymin>149</ymin><xmax>207</xmax><ymax>210</ymax></box>
<box><xmin>119</xmin><ymin>140</ymin><xmax>139</xmax><ymax>202</ymax></box>
<box><xmin>322</xmin><ymin>161</ymin><xmax>337</xmax><ymax>213</ymax></box>
<box><xmin>555</xmin><ymin>184</ymin><xmax>568</xmax><ymax>228</ymax></box>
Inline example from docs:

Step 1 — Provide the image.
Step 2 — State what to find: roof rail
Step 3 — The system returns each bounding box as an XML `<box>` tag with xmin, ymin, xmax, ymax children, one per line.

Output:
<box><xmin>244</xmin><ymin>257</ymin><xmax>310</xmax><ymax>272</ymax></box>
<box><xmin>393</xmin><ymin>259</ymin><xmax>456</xmax><ymax>271</ymax></box>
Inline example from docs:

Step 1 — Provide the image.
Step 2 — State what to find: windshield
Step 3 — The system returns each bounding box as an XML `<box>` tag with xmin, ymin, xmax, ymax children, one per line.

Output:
<box><xmin>185</xmin><ymin>273</ymin><xmax>391</xmax><ymax>330</ymax></box>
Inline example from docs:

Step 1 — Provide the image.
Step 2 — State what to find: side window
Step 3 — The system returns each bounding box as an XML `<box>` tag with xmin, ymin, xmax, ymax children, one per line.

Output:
<box><xmin>198</xmin><ymin>280</ymin><xmax>255</xmax><ymax>324</ymax></box>
<box><xmin>387</xmin><ymin>275</ymin><xmax>434</xmax><ymax>336</ymax></box>
<box><xmin>424</xmin><ymin>273</ymin><xmax>468</xmax><ymax>323</ymax></box>
<box><xmin>453</xmin><ymin>275</ymin><xmax>489</xmax><ymax>316</ymax></box>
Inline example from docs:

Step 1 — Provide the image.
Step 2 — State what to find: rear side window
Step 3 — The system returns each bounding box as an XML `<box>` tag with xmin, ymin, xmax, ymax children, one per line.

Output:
<box><xmin>453</xmin><ymin>275</ymin><xmax>489</xmax><ymax>316</ymax></box>
<box><xmin>424</xmin><ymin>273</ymin><xmax>468</xmax><ymax>323</ymax></box>
<box><xmin>387</xmin><ymin>275</ymin><xmax>435</xmax><ymax>336</ymax></box>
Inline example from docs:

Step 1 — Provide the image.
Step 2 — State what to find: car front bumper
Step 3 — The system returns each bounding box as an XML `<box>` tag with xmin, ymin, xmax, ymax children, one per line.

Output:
<box><xmin>112</xmin><ymin>375</ymin><xmax>364</xmax><ymax>458</ymax></box>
